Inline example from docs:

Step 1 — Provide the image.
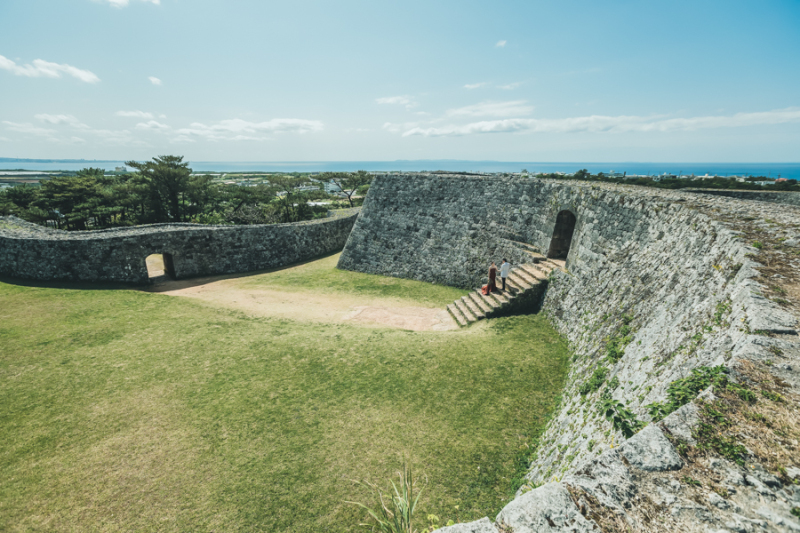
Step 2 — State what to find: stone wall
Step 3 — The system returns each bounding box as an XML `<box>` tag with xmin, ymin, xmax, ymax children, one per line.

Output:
<box><xmin>0</xmin><ymin>209</ymin><xmax>359</xmax><ymax>284</ymax></box>
<box><xmin>340</xmin><ymin>175</ymin><xmax>800</xmax><ymax>532</ymax></box>
<box><xmin>686</xmin><ymin>188</ymin><xmax>800</xmax><ymax>207</ymax></box>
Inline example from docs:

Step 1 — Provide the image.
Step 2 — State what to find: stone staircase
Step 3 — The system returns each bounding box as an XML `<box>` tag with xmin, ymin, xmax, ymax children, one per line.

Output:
<box><xmin>447</xmin><ymin>250</ymin><xmax>565</xmax><ymax>327</ymax></box>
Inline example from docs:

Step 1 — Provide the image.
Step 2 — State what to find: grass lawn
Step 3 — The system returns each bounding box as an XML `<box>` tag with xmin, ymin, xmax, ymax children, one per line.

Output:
<box><xmin>0</xmin><ymin>257</ymin><xmax>570</xmax><ymax>532</ymax></box>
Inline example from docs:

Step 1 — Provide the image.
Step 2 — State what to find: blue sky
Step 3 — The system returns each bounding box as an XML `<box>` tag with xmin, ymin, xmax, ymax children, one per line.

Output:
<box><xmin>1</xmin><ymin>0</ymin><xmax>799</xmax><ymax>162</ymax></box>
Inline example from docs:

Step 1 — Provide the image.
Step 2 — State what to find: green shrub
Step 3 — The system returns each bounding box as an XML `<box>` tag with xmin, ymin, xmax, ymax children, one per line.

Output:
<box><xmin>579</xmin><ymin>367</ymin><xmax>609</xmax><ymax>395</ymax></box>
<box><xmin>762</xmin><ymin>390</ymin><xmax>784</xmax><ymax>403</ymax></box>
<box><xmin>694</xmin><ymin>403</ymin><xmax>748</xmax><ymax>466</ymax></box>
<box><xmin>597</xmin><ymin>398</ymin><xmax>645</xmax><ymax>439</ymax></box>
<box><xmin>647</xmin><ymin>366</ymin><xmax>727</xmax><ymax>421</ymax></box>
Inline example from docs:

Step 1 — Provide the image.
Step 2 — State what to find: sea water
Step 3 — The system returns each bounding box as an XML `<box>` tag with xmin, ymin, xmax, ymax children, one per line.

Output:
<box><xmin>1</xmin><ymin>160</ymin><xmax>798</xmax><ymax>180</ymax></box>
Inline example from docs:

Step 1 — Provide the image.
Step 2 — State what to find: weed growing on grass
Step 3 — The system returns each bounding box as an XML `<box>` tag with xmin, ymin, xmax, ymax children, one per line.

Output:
<box><xmin>347</xmin><ymin>463</ymin><xmax>423</xmax><ymax>533</ymax></box>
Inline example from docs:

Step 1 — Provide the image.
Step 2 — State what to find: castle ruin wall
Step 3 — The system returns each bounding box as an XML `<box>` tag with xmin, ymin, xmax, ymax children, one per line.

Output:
<box><xmin>687</xmin><ymin>188</ymin><xmax>800</xmax><ymax>207</ymax></box>
<box><xmin>0</xmin><ymin>209</ymin><xmax>359</xmax><ymax>284</ymax></box>
<box><xmin>340</xmin><ymin>176</ymin><xmax>800</xmax><ymax>532</ymax></box>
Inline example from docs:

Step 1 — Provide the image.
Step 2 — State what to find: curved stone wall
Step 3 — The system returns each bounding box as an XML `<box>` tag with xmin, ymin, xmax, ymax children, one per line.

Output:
<box><xmin>340</xmin><ymin>176</ymin><xmax>800</xmax><ymax>532</ymax></box>
<box><xmin>0</xmin><ymin>209</ymin><xmax>359</xmax><ymax>284</ymax></box>
<box><xmin>687</xmin><ymin>188</ymin><xmax>800</xmax><ymax>207</ymax></box>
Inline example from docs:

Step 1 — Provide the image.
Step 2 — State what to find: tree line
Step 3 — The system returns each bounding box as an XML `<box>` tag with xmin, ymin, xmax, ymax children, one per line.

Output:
<box><xmin>0</xmin><ymin>156</ymin><xmax>372</xmax><ymax>231</ymax></box>
<box><xmin>541</xmin><ymin>169</ymin><xmax>800</xmax><ymax>191</ymax></box>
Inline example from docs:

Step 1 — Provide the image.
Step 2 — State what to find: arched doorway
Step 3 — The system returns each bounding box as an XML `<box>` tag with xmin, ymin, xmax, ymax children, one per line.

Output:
<box><xmin>546</xmin><ymin>210</ymin><xmax>577</xmax><ymax>259</ymax></box>
<box><xmin>145</xmin><ymin>253</ymin><xmax>176</xmax><ymax>280</ymax></box>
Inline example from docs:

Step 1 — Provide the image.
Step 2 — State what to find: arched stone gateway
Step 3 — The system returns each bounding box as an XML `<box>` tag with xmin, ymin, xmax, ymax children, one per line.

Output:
<box><xmin>145</xmin><ymin>253</ymin><xmax>176</xmax><ymax>280</ymax></box>
<box><xmin>546</xmin><ymin>210</ymin><xmax>576</xmax><ymax>260</ymax></box>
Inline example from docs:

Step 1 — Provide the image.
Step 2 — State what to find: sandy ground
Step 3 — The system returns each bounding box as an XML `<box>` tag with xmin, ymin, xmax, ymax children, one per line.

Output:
<box><xmin>141</xmin><ymin>275</ymin><xmax>458</xmax><ymax>331</ymax></box>
<box><xmin>145</xmin><ymin>254</ymin><xmax>166</xmax><ymax>277</ymax></box>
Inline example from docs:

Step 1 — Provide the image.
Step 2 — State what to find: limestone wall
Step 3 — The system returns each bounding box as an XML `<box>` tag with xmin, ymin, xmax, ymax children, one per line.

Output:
<box><xmin>341</xmin><ymin>176</ymin><xmax>800</xmax><ymax>532</ymax></box>
<box><xmin>0</xmin><ymin>209</ymin><xmax>359</xmax><ymax>283</ymax></box>
<box><xmin>687</xmin><ymin>188</ymin><xmax>800</xmax><ymax>207</ymax></box>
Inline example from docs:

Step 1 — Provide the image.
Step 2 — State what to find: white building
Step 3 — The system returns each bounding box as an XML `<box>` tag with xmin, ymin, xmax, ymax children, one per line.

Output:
<box><xmin>324</xmin><ymin>179</ymin><xmax>342</xmax><ymax>194</ymax></box>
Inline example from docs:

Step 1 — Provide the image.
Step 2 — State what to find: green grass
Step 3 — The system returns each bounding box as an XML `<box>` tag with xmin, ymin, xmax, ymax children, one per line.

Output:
<box><xmin>239</xmin><ymin>253</ymin><xmax>470</xmax><ymax>307</ymax></box>
<box><xmin>0</xmin><ymin>259</ymin><xmax>570</xmax><ymax>532</ymax></box>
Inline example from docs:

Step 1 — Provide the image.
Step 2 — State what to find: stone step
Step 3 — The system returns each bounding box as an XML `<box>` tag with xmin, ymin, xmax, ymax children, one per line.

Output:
<box><xmin>488</xmin><ymin>291</ymin><xmax>512</xmax><ymax>306</ymax></box>
<box><xmin>504</xmin><ymin>277</ymin><xmax>525</xmax><ymax>292</ymax></box>
<box><xmin>509</xmin><ymin>266</ymin><xmax>535</xmax><ymax>283</ymax></box>
<box><xmin>474</xmin><ymin>290</ymin><xmax>501</xmax><ymax>310</ymax></box>
<box><xmin>508</xmin><ymin>272</ymin><xmax>534</xmax><ymax>290</ymax></box>
<box><xmin>447</xmin><ymin>304</ymin><xmax>468</xmax><ymax>327</ymax></box>
<box><xmin>454</xmin><ymin>298</ymin><xmax>478</xmax><ymax>323</ymax></box>
<box><xmin>520</xmin><ymin>263</ymin><xmax>548</xmax><ymax>280</ymax></box>
<box><xmin>461</xmin><ymin>296</ymin><xmax>486</xmax><ymax>319</ymax></box>
<box><xmin>525</xmin><ymin>251</ymin><xmax>547</xmax><ymax>263</ymax></box>
<box><xmin>506</xmin><ymin>239</ymin><xmax>540</xmax><ymax>253</ymax></box>
<box><xmin>531</xmin><ymin>262</ymin><xmax>555</xmax><ymax>276</ymax></box>
<box><xmin>468</xmin><ymin>291</ymin><xmax>494</xmax><ymax>314</ymax></box>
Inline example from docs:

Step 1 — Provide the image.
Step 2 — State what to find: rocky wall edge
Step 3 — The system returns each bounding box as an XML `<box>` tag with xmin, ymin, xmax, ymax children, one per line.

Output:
<box><xmin>435</xmin><ymin>193</ymin><xmax>800</xmax><ymax>532</ymax></box>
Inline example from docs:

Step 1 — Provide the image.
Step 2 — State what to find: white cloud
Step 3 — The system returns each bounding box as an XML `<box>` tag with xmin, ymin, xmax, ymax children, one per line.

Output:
<box><xmin>96</xmin><ymin>0</ymin><xmax>160</xmax><ymax>8</ymax></box>
<box><xmin>376</xmin><ymin>95</ymin><xmax>418</xmax><ymax>109</ymax></box>
<box><xmin>135</xmin><ymin>120</ymin><xmax>170</xmax><ymax>131</ymax></box>
<box><xmin>34</xmin><ymin>114</ymin><xmax>90</xmax><ymax>129</ymax></box>
<box><xmin>464</xmin><ymin>82</ymin><xmax>489</xmax><ymax>90</ymax></box>
<box><xmin>497</xmin><ymin>82</ymin><xmax>522</xmax><ymax>90</ymax></box>
<box><xmin>4</xmin><ymin>116</ymin><xmax>144</xmax><ymax>146</ymax></box>
<box><xmin>0</xmin><ymin>54</ymin><xmax>100</xmax><ymax>83</ymax></box>
<box><xmin>401</xmin><ymin>107</ymin><xmax>800</xmax><ymax>137</ymax></box>
<box><xmin>174</xmin><ymin>118</ymin><xmax>324</xmax><ymax>142</ymax></box>
<box><xmin>382</xmin><ymin>122</ymin><xmax>420</xmax><ymax>134</ymax></box>
<box><xmin>148</xmin><ymin>76</ymin><xmax>162</xmax><ymax>86</ymax></box>
<box><xmin>446</xmin><ymin>100</ymin><xmax>534</xmax><ymax>118</ymax></box>
<box><xmin>495</xmin><ymin>40</ymin><xmax>507</xmax><ymax>48</ymax></box>
<box><xmin>2</xmin><ymin>121</ymin><xmax>58</xmax><ymax>138</ymax></box>
<box><xmin>116</xmin><ymin>110</ymin><xmax>155</xmax><ymax>119</ymax></box>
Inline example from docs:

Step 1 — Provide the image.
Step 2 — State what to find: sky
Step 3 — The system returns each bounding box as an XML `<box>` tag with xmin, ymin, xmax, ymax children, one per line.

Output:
<box><xmin>1</xmin><ymin>0</ymin><xmax>799</xmax><ymax>163</ymax></box>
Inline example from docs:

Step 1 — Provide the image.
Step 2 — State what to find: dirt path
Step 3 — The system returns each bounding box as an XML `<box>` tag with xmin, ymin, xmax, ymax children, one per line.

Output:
<box><xmin>141</xmin><ymin>275</ymin><xmax>458</xmax><ymax>331</ymax></box>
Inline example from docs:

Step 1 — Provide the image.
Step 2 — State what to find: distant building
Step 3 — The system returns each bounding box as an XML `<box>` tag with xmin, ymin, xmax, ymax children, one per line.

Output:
<box><xmin>115</xmin><ymin>166</ymin><xmax>127</xmax><ymax>172</ymax></box>
<box><xmin>324</xmin><ymin>179</ymin><xmax>342</xmax><ymax>194</ymax></box>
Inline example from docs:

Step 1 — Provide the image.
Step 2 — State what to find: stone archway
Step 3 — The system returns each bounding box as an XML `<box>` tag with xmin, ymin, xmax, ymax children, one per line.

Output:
<box><xmin>145</xmin><ymin>253</ymin><xmax>176</xmax><ymax>280</ymax></box>
<box><xmin>546</xmin><ymin>210</ymin><xmax>577</xmax><ymax>259</ymax></box>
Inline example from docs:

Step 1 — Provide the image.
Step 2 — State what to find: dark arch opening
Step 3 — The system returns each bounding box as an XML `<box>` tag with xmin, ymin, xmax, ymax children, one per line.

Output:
<box><xmin>546</xmin><ymin>210</ymin><xmax>577</xmax><ymax>260</ymax></box>
<box><xmin>145</xmin><ymin>253</ymin><xmax>176</xmax><ymax>280</ymax></box>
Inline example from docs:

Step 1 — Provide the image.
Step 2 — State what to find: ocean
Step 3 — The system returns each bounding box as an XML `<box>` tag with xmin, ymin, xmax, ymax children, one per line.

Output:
<box><xmin>0</xmin><ymin>159</ymin><xmax>798</xmax><ymax>180</ymax></box>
